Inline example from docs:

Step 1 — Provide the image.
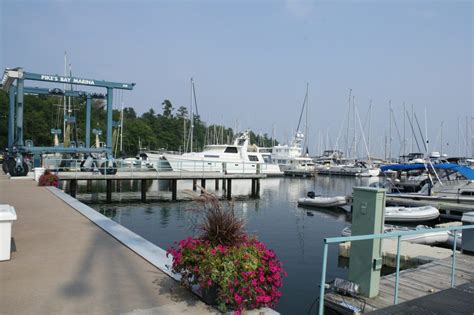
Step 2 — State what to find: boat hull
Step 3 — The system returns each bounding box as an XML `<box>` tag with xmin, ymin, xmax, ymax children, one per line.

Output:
<box><xmin>384</xmin><ymin>206</ymin><xmax>440</xmax><ymax>222</ymax></box>
<box><xmin>298</xmin><ymin>196</ymin><xmax>349</xmax><ymax>208</ymax></box>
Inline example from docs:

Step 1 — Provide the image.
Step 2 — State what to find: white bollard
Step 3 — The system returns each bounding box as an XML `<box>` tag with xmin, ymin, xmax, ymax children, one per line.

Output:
<box><xmin>0</xmin><ymin>205</ymin><xmax>17</xmax><ymax>261</ymax></box>
<box><xmin>34</xmin><ymin>167</ymin><xmax>45</xmax><ymax>182</ymax></box>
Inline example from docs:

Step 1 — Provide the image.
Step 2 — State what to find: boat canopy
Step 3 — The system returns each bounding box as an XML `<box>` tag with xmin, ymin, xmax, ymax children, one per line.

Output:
<box><xmin>380</xmin><ymin>163</ymin><xmax>474</xmax><ymax>180</ymax></box>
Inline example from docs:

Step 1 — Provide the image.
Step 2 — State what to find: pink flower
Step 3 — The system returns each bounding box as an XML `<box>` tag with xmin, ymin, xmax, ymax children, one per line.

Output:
<box><xmin>234</xmin><ymin>293</ymin><xmax>242</xmax><ymax>305</ymax></box>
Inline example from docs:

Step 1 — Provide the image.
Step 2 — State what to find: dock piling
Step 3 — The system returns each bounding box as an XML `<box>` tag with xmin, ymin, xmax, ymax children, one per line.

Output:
<box><xmin>70</xmin><ymin>179</ymin><xmax>77</xmax><ymax>198</ymax></box>
<box><xmin>215</xmin><ymin>179</ymin><xmax>219</xmax><ymax>190</ymax></box>
<box><xmin>192</xmin><ymin>179</ymin><xmax>197</xmax><ymax>191</ymax></box>
<box><xmin>171</xmin><ymin>179</ymin><xmax>177</xmax><ymax>201</ymax></box>
<box><xmin>226</xmin><ymin>179</ymin><xmax>232</xmax><ymax>200</ymax></box>
<box><xmin>141</xmin><ymin>179</ymin><xmax>147</xmax><ymax>202</ymax></box>
<box><xmin>106</xmin><ymin>179</ymin><xmax>112</xmax><ymax>203</ymax></box>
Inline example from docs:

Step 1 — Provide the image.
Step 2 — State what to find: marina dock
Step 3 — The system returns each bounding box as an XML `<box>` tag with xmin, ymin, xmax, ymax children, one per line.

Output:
<box><xmin>338</xmin><ymin>239</ymin><xmax>455</xmax><ymax>269</ymax></box>
<box><xmin>0</xmin><ymin>174</ymin><xmax>215</xmax><ymax>314</ymax></box>
<box><xmin>57</xmin><ymin>170</ymin><xmax>266</xmax><ymax>202</ymax></box>
<box><xmin>325</xmin><ymin>253</ymin><xmax>474</xmax><ymax>313</ymax></box>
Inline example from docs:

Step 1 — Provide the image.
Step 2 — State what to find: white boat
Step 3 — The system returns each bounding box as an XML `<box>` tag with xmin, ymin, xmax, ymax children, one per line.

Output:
<box><xmin>341</xmin><ymin>224</ymin><xmax>450</xmax><ymax>246</ymax></box>
<box><xmin>163</xmin><ymin>131</ymin><xmax>281</xmax><ymax>175</ymax></box>
<box><xmin>384</xmin><ymin>205</ymin><xmax>440</xmax><ymax>222</ymax></box>
<box><xmin>271</xmin><ymin>132</ymin><xmax>316</xmax><ymax>173</ymax></box>
<box><xmin>298</xmin><ymin>195</ymin><xmax>349</xmax><ymax>208</ymax></box>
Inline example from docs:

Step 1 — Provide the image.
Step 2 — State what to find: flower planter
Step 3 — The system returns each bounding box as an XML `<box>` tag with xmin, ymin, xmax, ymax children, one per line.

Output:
<box><xmin>200</xmin><ymin>284</ymin><xmax>219</xmax><ymax>306</ymax></box>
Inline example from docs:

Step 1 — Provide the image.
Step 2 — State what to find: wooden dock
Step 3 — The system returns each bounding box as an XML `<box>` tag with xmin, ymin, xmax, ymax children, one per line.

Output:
<box><xmin>324</xmin><ymin>253</ymin><xmax>474</xmax><ymax>313</ymax></box>
<box><xmin>57</xmin><ymin>170</ymin><xmax>266</xmax><ymax>202</ymax></box>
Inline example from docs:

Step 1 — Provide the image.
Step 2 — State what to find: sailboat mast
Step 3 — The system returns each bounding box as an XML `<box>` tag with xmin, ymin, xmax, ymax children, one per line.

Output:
<box><xmin>352</xmin><ymin>96</ymin><xmax>356</xmax><ymax>158</ymax></box>
<box><xmin>189</xmin><ymin>78</ymin><xmax>194</xmax><ymax>153</ymax></box>
<box><xmin>440</xmin><ymin>121</ymin><xmax>444</xmax><ymax>155</ymax></box>
<box><xmin>63</xmin><ymin>52</ymin><xmax>67</xmax><ymax>145</ymax></box>
<box><xmin>389</xmin><ymin>100</ymin><xmax>392</xmax><ymax>161</ymax></box>
<box><xmin>411</xmin><ymin>104</ymin><xmax>414</xmax><ymax>152</ymax></box>
<box><xmin>120</xmin><ymin>101</ymin><xmax>124</xmax><ymax>153</ymax></box>
<box><xmin>424</xmin><ymin>108</ymin><xmax>428</xmax><ymax>154</ymax></box>
<box><xmin>403</xmin><ymin>102</ymin><xmax>406</xmax><ymax>157</ymax></box>
<box><xmin>304</xmin><ymin>82</ymin><xmax>309</xmax><ymax>155</ymax></box>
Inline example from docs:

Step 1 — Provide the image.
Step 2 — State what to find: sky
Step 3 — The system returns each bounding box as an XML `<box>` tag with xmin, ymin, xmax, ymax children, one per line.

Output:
<box><xmin>1</xmin><ymin>0</ymin><xmax>473</xmax><ymax>158</ymax></box>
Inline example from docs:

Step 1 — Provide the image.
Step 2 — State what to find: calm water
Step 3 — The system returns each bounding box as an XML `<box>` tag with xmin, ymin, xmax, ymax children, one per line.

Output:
<box><xmin>76</xmin><ymin>176</ymin><xmax>380</xmax><ymax>314</ymax></box>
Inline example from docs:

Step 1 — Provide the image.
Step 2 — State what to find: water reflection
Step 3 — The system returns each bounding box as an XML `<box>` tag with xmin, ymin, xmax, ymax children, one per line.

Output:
<box><xmin>84</xmin><ymin>175</ymin><xmax>379</xmax><ymax>314</ymax></box>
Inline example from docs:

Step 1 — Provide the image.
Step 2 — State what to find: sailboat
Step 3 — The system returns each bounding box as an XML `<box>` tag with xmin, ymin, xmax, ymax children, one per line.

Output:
<box><xmin>272</xmin><ymin>84</ymin><xmax>316</xmax><ymax>175</ymax></box>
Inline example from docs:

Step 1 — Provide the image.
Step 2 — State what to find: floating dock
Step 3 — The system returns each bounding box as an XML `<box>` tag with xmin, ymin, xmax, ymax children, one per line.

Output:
<box><xmin>325</xmin><ymin>253</ymin><xmax>474</xmax><ymax>313</ymax></box>
<box><xmin>338</xmin><ymin>239</ymin><xmax>455</xmax><ymax>269</ymax></box>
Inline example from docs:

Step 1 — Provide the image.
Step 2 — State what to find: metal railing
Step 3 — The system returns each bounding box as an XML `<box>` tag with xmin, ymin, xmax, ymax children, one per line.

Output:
<box><xmin>318</xmin><ymin>224</ymin><xmax>474</xmax><ymax>314</ymax></box>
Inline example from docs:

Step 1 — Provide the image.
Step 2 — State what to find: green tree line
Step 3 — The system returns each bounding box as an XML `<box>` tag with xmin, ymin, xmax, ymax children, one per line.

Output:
<box><xmin>0</xmin><ymin>91</ymin><xmax>278</xmax><ymax>155</ymax></box>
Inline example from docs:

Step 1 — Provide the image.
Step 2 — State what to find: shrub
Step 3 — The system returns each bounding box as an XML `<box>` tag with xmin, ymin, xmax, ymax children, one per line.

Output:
<box><xmin>38</xmin><ymin>170</ymin><xmax>59</xmax><ymax>187</ymax></box>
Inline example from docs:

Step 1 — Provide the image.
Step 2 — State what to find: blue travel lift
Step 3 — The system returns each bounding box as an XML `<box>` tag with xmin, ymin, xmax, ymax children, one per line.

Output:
<box><xmin>1</xmin><ymin>67</ymin><xmax>135</xmax><ymax>176</ymax></box>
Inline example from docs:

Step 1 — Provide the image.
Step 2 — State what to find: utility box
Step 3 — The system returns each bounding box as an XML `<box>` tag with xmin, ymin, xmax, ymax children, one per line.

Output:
<box><xmin>0</xmin><ymin>205</ymin><xmax>17</xmax><ymax>261</ymax></box>
<box><xmin>348</xmin><ymin>187</ymin><xmax>385</xmax><ymax>297</ymax></box>
<box><xmin>461</xmin><ymin>212</ymin><xmax>474</xmax><ymax>254</ymax></box>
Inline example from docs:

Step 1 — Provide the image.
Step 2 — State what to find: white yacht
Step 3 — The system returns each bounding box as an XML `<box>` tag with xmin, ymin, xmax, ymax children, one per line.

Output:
<box><xmin>271</xmin><ymin>132</ymin><xmax>315</xmax><ymax>173</ymax></box>
<box><xmin>163</xmin><ymin>131</ymin><xmax>282</xmax><ymax>175</ymax></box>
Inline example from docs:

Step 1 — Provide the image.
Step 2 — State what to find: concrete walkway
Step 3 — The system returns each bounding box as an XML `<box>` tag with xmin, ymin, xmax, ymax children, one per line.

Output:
<box><xmin>0</xmin><ymin>175</ymin><xmax>215</xmax><ymax>315</ymax></box>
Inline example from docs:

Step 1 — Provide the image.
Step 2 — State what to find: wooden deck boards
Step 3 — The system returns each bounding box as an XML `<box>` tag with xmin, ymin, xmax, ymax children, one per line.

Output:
<box><xmin>324</xmin><ymin>253</ymin><xmax>474</xmax><ymax>313</ymax></box>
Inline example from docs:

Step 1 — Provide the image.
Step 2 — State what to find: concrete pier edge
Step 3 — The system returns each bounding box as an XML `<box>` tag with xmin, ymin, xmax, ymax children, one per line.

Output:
<box><xmin>47</xmin><ymin>186</ymin><xmax>179</xmax><ymax>280</ymax></box>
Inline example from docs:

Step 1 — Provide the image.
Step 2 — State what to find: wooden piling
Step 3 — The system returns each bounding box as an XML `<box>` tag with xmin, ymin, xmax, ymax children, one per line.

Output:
<box><xmin>141</xmin><ymin>179</ymin><xmax>147</xmax><ymax>202</ymax></box>
<box><xmin>70</xmin><ymin>179</ymin><xmax>77</xmax><ymax>198</ymax></box>
<box><xmin>215</xmin><ymin>179</ymin><xmax>219</xmax><ymax>190</ymax></box>
<box><xmin>201</xmin><ymin>179</ymin><xmax>206</xmax><ymax>193</ymax></box>
<box><xmin>171</xmin><ymin>179</ymin><xmax>177</xmax><ymax>201</ymax></box>
<box><xmin>226</xmin><ymin>179</ymin><xmax>232</xmax><ymax>200</ymax></box>
<box><xmin>106</xmin><ymin>179</ymin><xmax>112</xmax><ymax>203</ymax></box>
<box><xmin>256</xmin><ymin>179</ymin><xmax>260</xmax><ymax>197</ymax></box>
<box><xmin>193</xmin><ymin>179</ymin><xmax>197</xmax><ymax>191</ymax></box>
<box><xmin>222</xmin><ymin>178</ymin><xmax>226</xmax><ymax>190</ymax></box>
<box><xmin>251</xmin><ymin>179</ymin><xmax>256</xmax><ymax>197</ymax></box>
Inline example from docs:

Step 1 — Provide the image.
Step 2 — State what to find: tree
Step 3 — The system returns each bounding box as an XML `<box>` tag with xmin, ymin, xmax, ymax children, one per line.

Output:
<box><xmin>162</xmin><ymin>99</ymin><xmax>173</xmax><ymax>118</ymax></box>
<box><xmin>176</xmin><ymin>106</ymin><xmax>188</xmax><ymax>119</ymax></box>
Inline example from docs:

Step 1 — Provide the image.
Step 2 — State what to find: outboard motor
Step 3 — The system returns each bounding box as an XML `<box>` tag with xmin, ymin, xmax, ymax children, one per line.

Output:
<box><xmin>307</xmin><ymin>191</ymin><xmax>316</xmax><ymax>199</ymax></box>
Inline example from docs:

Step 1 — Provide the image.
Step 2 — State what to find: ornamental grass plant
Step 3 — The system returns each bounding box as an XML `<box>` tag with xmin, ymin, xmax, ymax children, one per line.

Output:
<box><xmin>167</xmin><ymin>191</ymin><xmax>286</xmax><ymax>314</ymax></box>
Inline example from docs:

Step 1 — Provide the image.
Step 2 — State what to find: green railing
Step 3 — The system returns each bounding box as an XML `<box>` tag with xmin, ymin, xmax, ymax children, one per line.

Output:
<box><xmin>318</xmin><ymin>224</ymin><xmax>474</xmax><ymax>314</ymax></box>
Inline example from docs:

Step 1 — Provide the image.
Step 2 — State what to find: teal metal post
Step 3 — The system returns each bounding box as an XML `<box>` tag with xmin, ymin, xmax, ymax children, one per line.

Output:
<box><xmin>8</xmin><ymin>85</ymin><xmax>15</xmax><ymax>148</ymax></box>
<box><xmin>318</xmin><ymin>242</ymin><xmax>329</xmax><ymax>315</ymax></box>
<box><xmin>394</xmin><ymin>235</ymin><xmax>402</xmax><ymax>304</ymax></box>
<box><xmin>106</xmin><ymin>87</ymin><xmax>113</xmax><ymax>150</ymax></box>
<box><xmin>451</xmin><ymin>231</ymin><xmax>458</xmax><ymax>287</ymax></box>
<box><xmin>85</xmin><ymin>94</ymin><xmax>91</xmax><ymax>148</ymax></box>
<box><xmin>16</xmin><ymin>78</ymin><xmax>24</xmax><ymax>146</ymax></box>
